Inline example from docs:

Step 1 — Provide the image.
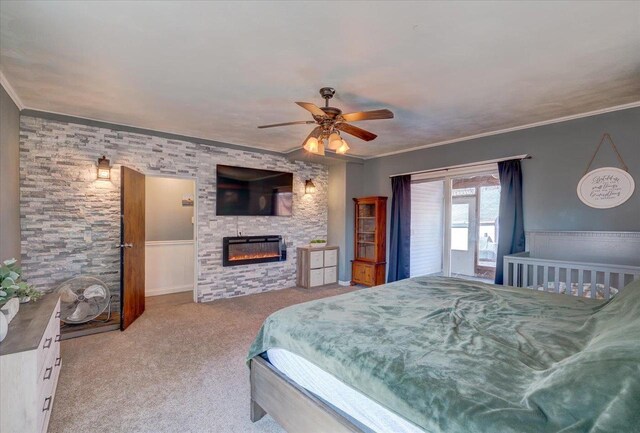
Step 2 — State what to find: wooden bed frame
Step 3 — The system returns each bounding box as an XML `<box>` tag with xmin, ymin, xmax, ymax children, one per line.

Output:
<box><xmin>249</xmin><ymin>356</ymin><xmax>373</xmax><ymax>433</ymax></box>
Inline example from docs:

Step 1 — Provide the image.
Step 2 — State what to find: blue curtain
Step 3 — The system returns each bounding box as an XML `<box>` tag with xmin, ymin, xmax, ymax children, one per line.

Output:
<box><xmin>494</xmin><ymin>160</ymin><xmax>525</xmax><ymax>284</ymax></box>
<box><xmin>388</xmin><ymin>175</ymin><xmax>411</xmax><ymax>282</ymax></box>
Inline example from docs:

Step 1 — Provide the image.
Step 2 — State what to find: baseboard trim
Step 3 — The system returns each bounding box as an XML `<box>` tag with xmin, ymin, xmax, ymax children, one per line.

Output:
<box><xmin>61</xmin><ymin>323</ymin><xmax>120</xmax><ymax>340</ymax></box>
<box><xmin>338</xmin><ymin>280</ymin><xmax>351</xmax><ymax>287</ymax></box>
<box><xmin>146</xmin><ymin>285</ymin><xmax>193</xmax><ymax>297</ymax></box>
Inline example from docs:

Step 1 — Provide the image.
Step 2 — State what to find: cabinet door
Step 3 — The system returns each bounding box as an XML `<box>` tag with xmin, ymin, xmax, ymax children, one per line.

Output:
<box><xmin>310</xmin><ymin>269</ymin><xmax>324</xmax><ymax>287</ymax></box>
<box><xmin>355</xmin><ymin>202</ymin><xmax>377</xmax><ymax>261</ymax></box>
<box><xmin>352</xmin><ymin>261</ymin><xmax>365</xmax><ymax>283</ymax></box>
<box><xmin>324</xmin><ymin>267</ymin><xmax>337</xmax><ymax>284</ymax></box>
<box><xmin>310</xmin><ymin>251</ymin><xmax>324</xmax><ymax>269</ymax></box>
<box><xmin>351</xmin><ymin>262</ymin><xmax>359</xmax><ymax>281</ymax></box>
<box><xmin>324</xmin><ymin>249</ymin><xmax>338</xmax><ymax>267</ymax></box>
<box><xmin>362</xmin><ymin>265</ymin><xmax>374</xmax><ymax>285</ymax></box>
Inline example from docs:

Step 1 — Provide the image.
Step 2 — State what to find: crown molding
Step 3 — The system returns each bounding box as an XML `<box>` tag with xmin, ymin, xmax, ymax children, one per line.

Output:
<box><xmin>365</xmin><ymin>101</ymin><xmax>640</xmax><ymax>160</ymax></box>
<box><xmin>0</xmin><ymin>70</ymin><xmax>25</xmax><ymax>110</ymax></box>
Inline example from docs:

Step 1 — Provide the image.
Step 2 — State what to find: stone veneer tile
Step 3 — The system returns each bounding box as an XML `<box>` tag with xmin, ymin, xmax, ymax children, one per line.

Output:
<box><xmin>19</xmin><ymin>116</ymin><xmax>328</xmax><ymax>310</ymax></box>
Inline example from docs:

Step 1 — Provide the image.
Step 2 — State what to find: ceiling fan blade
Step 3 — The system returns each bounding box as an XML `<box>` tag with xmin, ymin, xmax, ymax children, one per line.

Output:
<box><xmin>341</xmin><ymin>109</ymin><xmax>394</xmax><ymax>122</ymax></box>
<box><xmin>258</xmin><ymin>120</ymin><xmax>316</xmax><ymax>129</ymax></box>
<box><xmin>295</xmin><ymin>102</ymin><xmax>327</xmax><ymax>118</ymax></box>
<box><xmin>335</xmin><ymin>123</ymin><xmax>378</xmax><ymax>141</ymax></box>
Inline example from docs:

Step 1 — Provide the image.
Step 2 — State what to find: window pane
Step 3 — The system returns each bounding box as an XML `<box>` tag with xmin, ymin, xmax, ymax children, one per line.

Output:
<box><xmin>451</xmin><ymin>203</ymin><xmax>469</xmax><ymax>251</ymax></box>
<box><xmin>451</xmin><ymin>227</ymin><xmax>469</xmax><ymax>251</ymax></box>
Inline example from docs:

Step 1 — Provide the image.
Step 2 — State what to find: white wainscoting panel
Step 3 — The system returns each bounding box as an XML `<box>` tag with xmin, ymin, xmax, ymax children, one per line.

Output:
<box><xmin>145</xmin><ymin>240</ymin><xmax>195</xmax><ymax>297</ymax></box>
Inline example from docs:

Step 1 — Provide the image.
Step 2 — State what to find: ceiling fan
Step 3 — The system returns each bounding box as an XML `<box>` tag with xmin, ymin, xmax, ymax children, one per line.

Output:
<box><xmin>257</xmin><ymin>87</ymin><xmax>394</xmax><ymax>155</ymax></box>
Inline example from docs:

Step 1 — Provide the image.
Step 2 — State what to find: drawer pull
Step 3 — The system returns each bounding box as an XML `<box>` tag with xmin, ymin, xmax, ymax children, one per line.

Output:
<box><xmin>55</xmin><ymin>334</ymin><xmax>61</xmax><ymax>342</ymax></box>
<box><xmin>42</xmin><ymin>396</ymin><xmax>52</xmax><ymax>412</ymax></box>
<box><xmin>43</xmin><ymin>367</ymin><xmax>53</xmax><ymax>380</ymax></box>
<box><xmin>55</xmin><ymin>311</ymin><xmax>61</xmax><ymax>319</ymax></box>
<box><xmin>43</xmin><ymin>338</ymin><xmax>52</xmax><ymax>349</ymax></box>
<box><xmin>55</xmin><ymin>357</ymin><xmax>62</xmax><ymax>367</ymax></box>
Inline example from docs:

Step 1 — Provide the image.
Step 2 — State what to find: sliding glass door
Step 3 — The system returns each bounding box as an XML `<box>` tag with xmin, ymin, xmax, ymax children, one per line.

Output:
<box><xmin>410</xmin><ymin>169</ymin><xmax>500</xmax><ymax>282</ymax></box>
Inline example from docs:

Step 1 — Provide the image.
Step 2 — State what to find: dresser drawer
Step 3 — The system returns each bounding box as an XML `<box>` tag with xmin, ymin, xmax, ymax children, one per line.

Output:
<box><xmin>37</xmin><ymin>299</ymin><xmax>61</xmax><ymax>379</ymax></box>
<box><xmin>38</xmin><ymin>343</ymin><xmax>60</xmax><ymax>432</ymax></box>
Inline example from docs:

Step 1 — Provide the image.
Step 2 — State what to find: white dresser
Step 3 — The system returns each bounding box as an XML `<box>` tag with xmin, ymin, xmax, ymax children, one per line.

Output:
<box><xmin>0</xmin><ymin>295</ymin><xmax>62</xmax><ymax>433</ymax></box>
<box><xmin>296</xmin><ymin>246</ymin><xmax>339</xmax><ymax>288</ymax></box>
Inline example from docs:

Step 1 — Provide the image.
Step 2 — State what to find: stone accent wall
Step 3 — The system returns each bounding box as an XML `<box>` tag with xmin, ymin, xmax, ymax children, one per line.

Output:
<box><xmin>19</xmin><ymin>116</ymin><xmax>328</xmax><ymax>307</ymax></box>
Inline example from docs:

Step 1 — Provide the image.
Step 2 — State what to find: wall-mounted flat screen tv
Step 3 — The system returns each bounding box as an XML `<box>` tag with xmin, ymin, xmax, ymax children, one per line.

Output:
<box><xmin>216</xmin><ymin>165</ymin><xmax>293</xmax><ymax>216</ymax></box>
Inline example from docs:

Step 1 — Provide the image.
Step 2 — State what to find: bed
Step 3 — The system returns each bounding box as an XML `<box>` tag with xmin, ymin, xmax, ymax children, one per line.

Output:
<box><xmin>247</xmin><ymin>276</ymin><xmax>640</xmax><ymax>433</ymax></box>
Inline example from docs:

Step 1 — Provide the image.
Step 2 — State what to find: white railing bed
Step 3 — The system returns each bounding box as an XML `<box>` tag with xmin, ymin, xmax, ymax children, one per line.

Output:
<box><xmin>504</xmin><ymin>252</ymin><xmax>640</xmax><ymax>300</ymax></box>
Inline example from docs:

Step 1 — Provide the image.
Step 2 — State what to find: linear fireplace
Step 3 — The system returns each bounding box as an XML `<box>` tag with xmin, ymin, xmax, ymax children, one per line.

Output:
<box><xmin>223</xmin><ymin>235</ymin><xmax>286</xmax><ymax>267</ymax></box>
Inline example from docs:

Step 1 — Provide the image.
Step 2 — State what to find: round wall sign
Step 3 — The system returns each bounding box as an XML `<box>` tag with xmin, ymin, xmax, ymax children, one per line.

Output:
<box><xmin>577</xmin><ymin>167</ymin><xmax>635</xmax><ymax>209</ymax></box>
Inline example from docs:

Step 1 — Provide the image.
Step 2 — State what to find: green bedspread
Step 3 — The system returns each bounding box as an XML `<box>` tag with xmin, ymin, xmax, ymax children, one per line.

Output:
<box><xmin>247</xmin><ymin>276</ymin><xmax>640</xmax><ymax>433</ymax></box>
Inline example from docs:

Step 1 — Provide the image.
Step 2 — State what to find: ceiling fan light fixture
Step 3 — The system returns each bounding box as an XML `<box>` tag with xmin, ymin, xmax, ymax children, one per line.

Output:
<box><xmin>303</xmin><ymin>137</ymin><xmax>319</xmax><ymax>153</ymax></box>
<box><xmin>336</xmin><ymin>139</ymin><xmax>350</xmax><ymax>154</ymax></box>
<box><xmin>328</xmin><ymin>132</ymin><xmax>342</xmax><ymax>150</ymax></box>
<box><xmin>258</xmin><ymin>87</ymin><xmax>394</xmax><ymax>156</ymax></box>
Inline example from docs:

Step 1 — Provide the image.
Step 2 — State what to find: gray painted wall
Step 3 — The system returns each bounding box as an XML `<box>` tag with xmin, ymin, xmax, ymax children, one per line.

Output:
<box><xmin>146</xmin><ymin>176</ymin><xmax>195</xmax><ymax>241</ymax></box>
<box><xmin>344</xmin><ymin>162</ymin><xmax>364</xmax><ymax>281</ymax></box>
<box><xmin>0</xmin><ymin>85</ymin><xmax>20</xmax><ymax>262</ymax></box>
<box><xmin>328</xmin><ymin>163</ymin><xmax>347</xmax><ymax>280</ymax></box>
<box><xmin>327</xmin><ymin>161</ymin><xmax>364</xmax><ymax>282</ymax></box>
<box><xmin>363</xmin><ymin>108</ymin><xmax>640</xmax><ymax>234</ymax></box>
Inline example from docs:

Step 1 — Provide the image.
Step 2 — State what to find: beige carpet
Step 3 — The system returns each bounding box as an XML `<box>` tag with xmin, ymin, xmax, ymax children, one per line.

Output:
<box><xmin>49</xmin><ymin>285</ymin><xmax>357</xmax><ymax>433</ymax></box>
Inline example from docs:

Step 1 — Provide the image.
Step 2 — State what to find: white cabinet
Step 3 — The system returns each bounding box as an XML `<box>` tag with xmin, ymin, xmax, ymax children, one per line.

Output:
<box><xmin>296</xmin><ymin>246</ymin><xmax>340</xmax><ymax>288</ymax></box>
<box><xmin>0</xmin><ymin>295</ymin><xmax>61</xmax><ymax>433</ymax></box>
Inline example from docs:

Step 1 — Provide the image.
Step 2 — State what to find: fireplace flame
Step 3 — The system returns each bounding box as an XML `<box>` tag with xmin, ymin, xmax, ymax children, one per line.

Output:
<box><xmin>229</xmin><ymin>252</ymin><xmax>280</xmax><ymax>261</ymax></box>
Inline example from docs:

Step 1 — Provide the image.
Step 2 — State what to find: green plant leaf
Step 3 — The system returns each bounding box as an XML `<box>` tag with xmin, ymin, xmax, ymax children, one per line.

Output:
<box><xmin>1</xmin><ymin>278</ymin><xmax>15</xmax><ymax>288</ymax></box>
<box><xmin>3</xmin><ymin>258</ymin><xmax>17</xmax><ymax>266</ymax></box>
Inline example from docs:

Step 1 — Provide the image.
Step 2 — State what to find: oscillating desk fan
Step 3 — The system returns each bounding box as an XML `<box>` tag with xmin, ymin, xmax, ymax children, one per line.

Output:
<box><xmin>57</xmin><ymin>276</ymin><xmax>111</xmax><ymax>324</ymax></box>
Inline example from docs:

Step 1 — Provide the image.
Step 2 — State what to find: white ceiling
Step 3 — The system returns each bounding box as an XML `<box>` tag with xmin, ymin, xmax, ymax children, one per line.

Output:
<box><xmin>1</xmin><ymin>1</ymin><xmax>639</xmax><ymax>157</ymax></box>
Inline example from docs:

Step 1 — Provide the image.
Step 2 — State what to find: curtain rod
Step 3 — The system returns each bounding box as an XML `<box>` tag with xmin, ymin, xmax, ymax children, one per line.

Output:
<box><xmin>389</xmin><ymin>154</ymin><xmax>531</xmax><ymax>178</ymax></box>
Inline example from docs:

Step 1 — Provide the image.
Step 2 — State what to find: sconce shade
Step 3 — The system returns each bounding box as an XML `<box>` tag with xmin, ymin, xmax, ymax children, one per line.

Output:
<box><xmin>305</xmin><ymin>179</ymin><xmax>316</xmax><ymax>194</ymax></box>
<box><xmin>97</xmin><ymin>155</ymin><xmax>111</xmax><ymax>179</ymax></box>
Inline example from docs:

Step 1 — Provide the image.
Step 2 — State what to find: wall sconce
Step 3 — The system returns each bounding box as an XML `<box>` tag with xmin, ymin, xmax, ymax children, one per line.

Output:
<box><xmin>97</xmin><ymin>155</ymin><xmax>111</xmax><ymax>180</ymax></box>
<box><xmin>305</xmin><ymin>179</ymin><xmax>316</xmax><ymax>194</ymax></box>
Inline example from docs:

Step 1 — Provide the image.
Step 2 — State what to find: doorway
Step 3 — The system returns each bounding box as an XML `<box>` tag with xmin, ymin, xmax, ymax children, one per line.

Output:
<box><xmin>410</xmin><ymin>168</ymin><xmax>500</xmax><ymax>282</ymax></box>
<box><xmin>144</xmin><ymin>176</ymin><xmax>197</xmax><ymax>298</ymax></box>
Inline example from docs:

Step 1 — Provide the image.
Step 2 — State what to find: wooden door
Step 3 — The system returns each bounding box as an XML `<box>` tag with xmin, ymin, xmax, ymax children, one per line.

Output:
<box><xmin>120</xmin><ymin>166</ymin><xmax>145</xmax><ymax>330</ymax></box>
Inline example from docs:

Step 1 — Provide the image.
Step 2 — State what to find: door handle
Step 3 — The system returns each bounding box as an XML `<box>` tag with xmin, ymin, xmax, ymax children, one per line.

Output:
<box><xmin>117</xmin><ymin>243</ymin><xmax>134</xmax><ymax>248</ymax></box>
